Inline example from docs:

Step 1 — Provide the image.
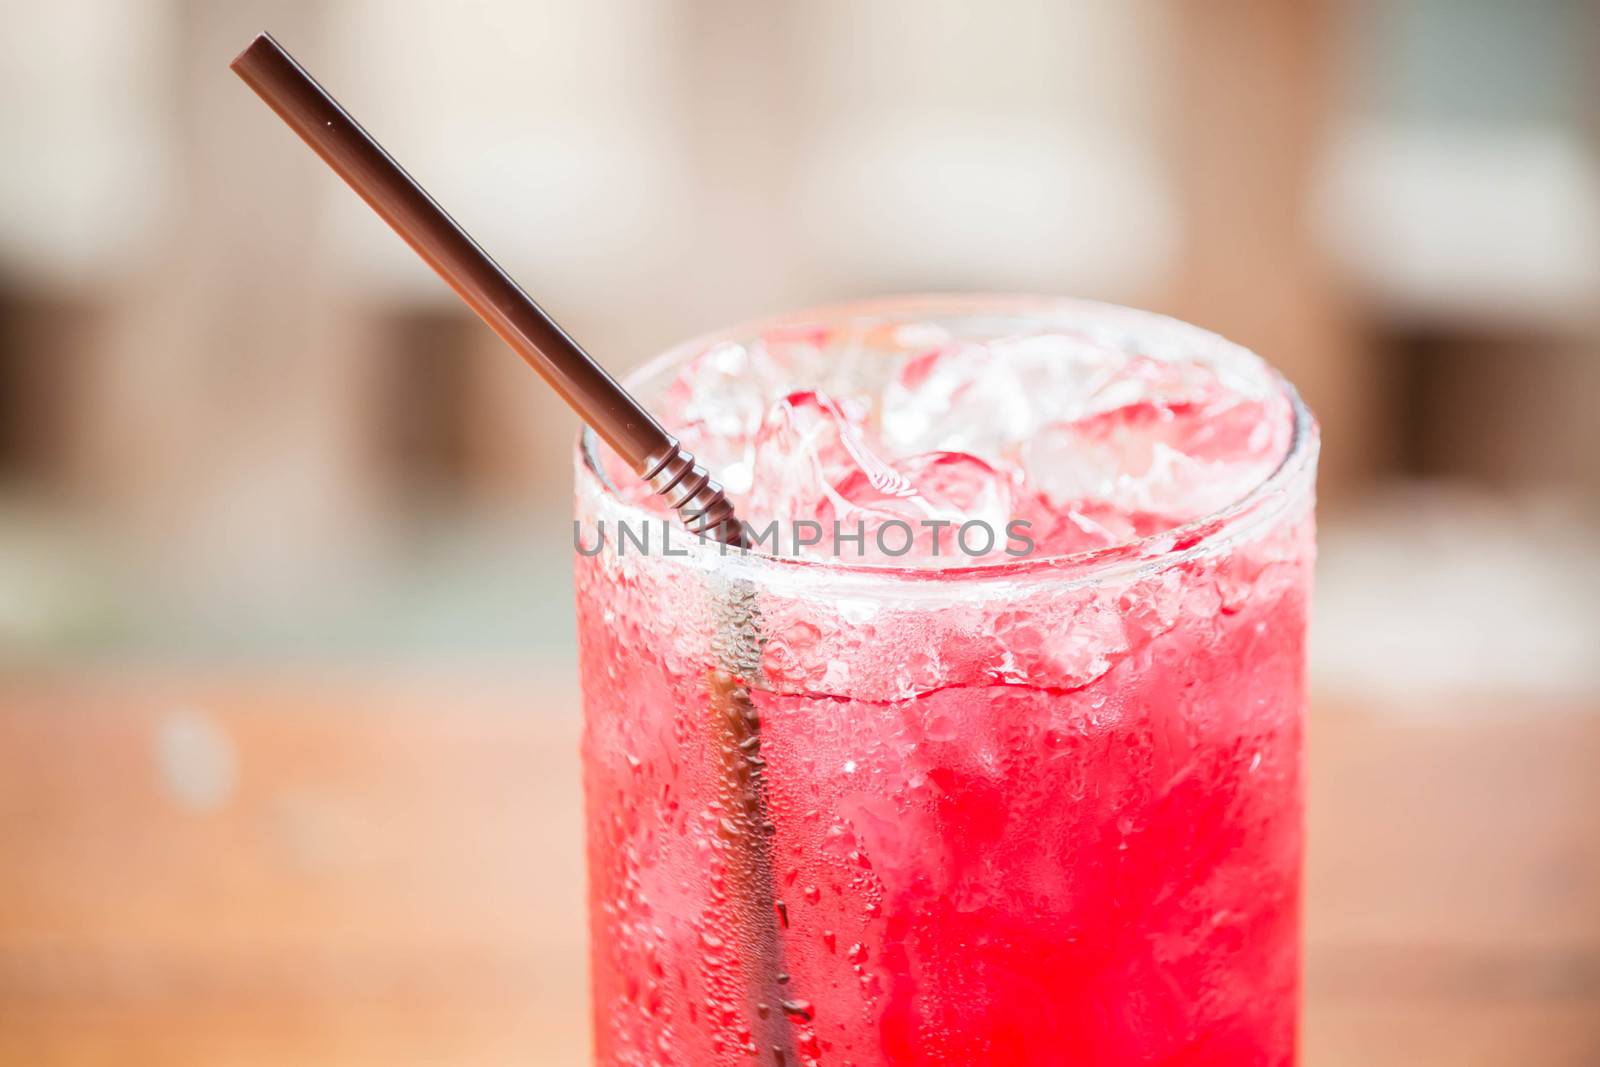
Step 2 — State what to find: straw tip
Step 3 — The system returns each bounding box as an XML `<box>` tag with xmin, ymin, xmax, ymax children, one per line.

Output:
<box><xmin>229</xmin><ymin>32</ymin><xmax>281</xmax><ymax>74</ymax></box>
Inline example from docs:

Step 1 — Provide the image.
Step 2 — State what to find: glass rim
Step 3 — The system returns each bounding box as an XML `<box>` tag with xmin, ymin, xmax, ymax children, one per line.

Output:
<box><xmin>576</xmin><ymin>293</ymin><xmax>1318</xmax><ymax>595</ymax></box>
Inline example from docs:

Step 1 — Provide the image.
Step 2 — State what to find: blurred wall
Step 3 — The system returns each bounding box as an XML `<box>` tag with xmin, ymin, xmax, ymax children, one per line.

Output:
<box><xmin>1</xmin><ymin>0</ymin><xmax>1597</xmax><ymax>666</ymax></box>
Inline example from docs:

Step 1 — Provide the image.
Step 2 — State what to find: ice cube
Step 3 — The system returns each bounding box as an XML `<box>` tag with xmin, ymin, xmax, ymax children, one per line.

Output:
<box><xmin>823</xmin><ymin>451</ymin><xmax>1014</xmax><ymax>563</ymax></box>
<box><xmin>660</xmin><ymin>341</ymin><xmax>778</xmax><ymax>497</ymax></box>
<box><xmin>879</xmin><ymin>333</ymin><xmax>1132</xmax><ymax>458</ymax></box>
<box><xmin>1023</xmin><ymin>384</ymin><xmax>1288</xmax><ymax>522</ymax></box>
<box><xmin>1011</xmin><ymin>489</ymin><xmax>1151</xmax><ymax>556</ymax></box>
<box><xmin>659</xmin><ymin>329</ymin><xmax>880</xmax><ymax>500</ymax></box>
<box><xmin>745</xmin><ymin>391</ymin><xmax>1017</xmax><ymax>564</ymax></box>
<box><xmin>745</xmin><ymin>390</ymin><xmax>881</xmax><ymax>527</ymax></box>
<box><xmin>1077</xmin><ymin>353</ymin><xmax>1227</xmax><ymax>420</ymax></box>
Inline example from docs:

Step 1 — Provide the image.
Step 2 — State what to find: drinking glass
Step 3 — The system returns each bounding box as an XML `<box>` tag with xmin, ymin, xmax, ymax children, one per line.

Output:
<box><xmin>573</xmin><ymin>296</ymin><xmax>1317</xmax><ymax>1066</ymax></box>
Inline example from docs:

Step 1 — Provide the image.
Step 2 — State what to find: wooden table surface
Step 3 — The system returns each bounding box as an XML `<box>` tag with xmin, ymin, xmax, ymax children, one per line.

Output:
<box><xmin>1</xmin><ymin>670</ymin><xmax>1596</xmax><ymax>1065</ymax></box>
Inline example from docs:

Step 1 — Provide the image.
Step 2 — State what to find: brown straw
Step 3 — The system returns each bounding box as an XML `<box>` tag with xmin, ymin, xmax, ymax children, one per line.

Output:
<box><xmin>231</xmin><ymin>32</ymin><xmax>795</xmax><ymax>1063</ymax></box>
<box><xmin>229</xmin><ymin>32</ymin><xmax>741</xmax><ymax>546</ymax></box>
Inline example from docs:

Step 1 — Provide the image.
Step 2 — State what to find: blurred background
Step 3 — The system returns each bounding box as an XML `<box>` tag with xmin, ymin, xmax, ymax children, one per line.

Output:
<box><xmin>1</xmin><ymin>1</ymin><xmax>1597</xmax><ymax>1064</ymax></box>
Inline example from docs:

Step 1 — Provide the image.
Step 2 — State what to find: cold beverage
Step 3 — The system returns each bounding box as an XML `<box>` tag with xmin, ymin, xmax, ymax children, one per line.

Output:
<box><xmin>574</xmin><ymin>296</ymin><xmax>1317</xmax><ymax>1065</ymax></box>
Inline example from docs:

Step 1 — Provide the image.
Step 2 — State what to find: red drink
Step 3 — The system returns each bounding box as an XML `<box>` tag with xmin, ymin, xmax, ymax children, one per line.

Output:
<box><xmin>575</xmin><ymin>297</ymin><xmax>1317</xmax><ymax>1065</ymax></box>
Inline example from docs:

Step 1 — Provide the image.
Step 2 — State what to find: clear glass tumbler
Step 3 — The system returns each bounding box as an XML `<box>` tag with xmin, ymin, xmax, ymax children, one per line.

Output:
<box><xmin>573</xmin><ymin>296</ymin><xmax>1317</xmax><ymax>1066</ymax></box>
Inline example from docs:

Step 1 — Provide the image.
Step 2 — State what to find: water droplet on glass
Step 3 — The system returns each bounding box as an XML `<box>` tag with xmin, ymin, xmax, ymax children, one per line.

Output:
<box><xmin>780</xmin><ymin>998</ymin><xmax>814</xmax><ymax>1022</ymax></box>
